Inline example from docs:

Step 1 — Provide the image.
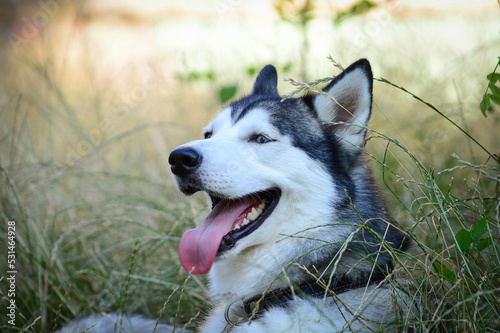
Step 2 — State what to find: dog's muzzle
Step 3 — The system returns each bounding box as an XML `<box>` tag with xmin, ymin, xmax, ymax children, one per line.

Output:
<box><xmin>169</xmin><ymin>147</ymin><xmax>202</xmax><ymax>176</ymax></box>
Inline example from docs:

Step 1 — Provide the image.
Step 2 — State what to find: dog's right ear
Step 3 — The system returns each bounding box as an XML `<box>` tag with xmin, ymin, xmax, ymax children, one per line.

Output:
<box><xmin>251</xmin><ymin>65</ymin><xmax>279</xmax><ymax>96</ymax></box>
<box><xmin>312</xmin><ymin>59</ymin><xmax>373</xmax><ymax>151</ymax></box>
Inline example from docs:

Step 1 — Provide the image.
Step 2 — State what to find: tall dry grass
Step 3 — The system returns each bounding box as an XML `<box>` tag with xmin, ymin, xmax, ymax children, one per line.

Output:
<box><xmin>0</xmin><ymin>5</ymin><xmax>499</xmax><ymax>332</ymax></box>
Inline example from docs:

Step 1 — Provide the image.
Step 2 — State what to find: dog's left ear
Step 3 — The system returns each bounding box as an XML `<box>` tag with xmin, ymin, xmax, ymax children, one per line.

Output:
<box><xmin>251</xmin><ymin>65</ymin><xmax>279</xmax><ymax>96</ymax></box>
<box><xmin>313</xmin><ymin>59</ymin><xmax>373</xmax><ymax>150</ymax></box>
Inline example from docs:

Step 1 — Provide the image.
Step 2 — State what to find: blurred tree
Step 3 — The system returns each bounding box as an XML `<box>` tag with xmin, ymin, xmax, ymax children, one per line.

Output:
<box><xmin>333</xmin><ymin>0</ymin><xmax>377</xmax><ymax>26</ymax></box>
<box><xmin>274</xmin><ymin>0</ymin><xmax>316</xmax><ymax>81</ymax></box>
<box><xmin>274</xmin><ymin>0</ymin><xmax>386</xmax><ymax>81</ymax></box>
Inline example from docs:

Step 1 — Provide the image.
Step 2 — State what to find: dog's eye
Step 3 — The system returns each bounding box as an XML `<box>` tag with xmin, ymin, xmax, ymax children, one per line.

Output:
<box><xmin>250</xmin><ymin>134</ymin><xmax>271</xmax><ymax>144</ymax></box>
<box><xmin>204</xmin><ymin>132</ymin><xmax>212</xmax><ymax>139</ymax></box>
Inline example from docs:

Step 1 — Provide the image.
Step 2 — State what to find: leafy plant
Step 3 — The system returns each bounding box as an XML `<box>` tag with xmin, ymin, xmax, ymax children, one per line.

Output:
<box><xmin>480</xmin><ymin>57</ymin><xmax>500</xmax><ymax>116</ymax></box>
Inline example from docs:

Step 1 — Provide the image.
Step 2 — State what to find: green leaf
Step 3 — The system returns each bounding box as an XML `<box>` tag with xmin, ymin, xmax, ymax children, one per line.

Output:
<box><xmin>218</xmin><ymin>84</ymin><xmax>238</xmax><ymax>104</ymax></box>
<box><xmin>486</xmin><ymin>72</ymin><xmax>500</xmax><ymax>84</ymax></box>
<box><xmin>246</xmin><ymin>65</ymin><xmax>257</xmax><ymax>76</ymax></box>
<box><xmin>489</xmin><ymin>82</ymin><xmax>500</xmax><ymax>97</ymax></box>
<box><xmin>489</xmin><ymin>93</ymin><xmax>500</xmax><ymax>106</ymax></box>
<box><xmin>475</xmin><ymin>237</ymin><xmax>493</xmax><ymax>252</ymax></box>
<box><xmin>434</xmin><ymin>262</ymin><xmax>456</xmax><ymax>282</ymax></box>
<box><xmin>471</xmin><ymin>217</ymin><xmax>489</xmax><ymax>243</ymax></box>
<box><xmin>189</xmin><ymin>71</ymin><xmax>202</xmax><ymax>81</ymax></box>
<box><xmin>281</xmin><ymin>62</ymin><xmax>293</xmax><ymax>73</ymax></box>
<box><xmin>480</xmin><ymin>94</ymin><xmax>490</xmax><ymax>117</ymax></box>
<box><xmin>455</xmin><ymin>228</ymin><xmax>471</xmax><ymax>252</ymax></box>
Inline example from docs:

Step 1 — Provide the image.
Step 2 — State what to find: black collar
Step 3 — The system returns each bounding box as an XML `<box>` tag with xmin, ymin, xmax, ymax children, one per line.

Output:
<box><xmin>243</xmin><ymin>274</ymin><xmax>385</xmax><ymax>319</ymax></box>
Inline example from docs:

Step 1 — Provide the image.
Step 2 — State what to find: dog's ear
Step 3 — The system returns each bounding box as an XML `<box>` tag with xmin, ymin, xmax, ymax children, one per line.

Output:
<box><xmin>313</xmin><ymin>59</ymin><xmax>373</xmax><ymax>149</ymax></box>
<box><xmin>251</xmin><ymin>65</ymin><xmax>279</xmax><ymax>96</ymax></box>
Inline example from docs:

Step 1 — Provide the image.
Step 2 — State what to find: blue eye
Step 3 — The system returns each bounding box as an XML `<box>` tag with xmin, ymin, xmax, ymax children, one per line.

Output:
<box><xmin>251</xmin><ymin>134</ymin><xmax>271</xmax><ymax>144</ymax></box>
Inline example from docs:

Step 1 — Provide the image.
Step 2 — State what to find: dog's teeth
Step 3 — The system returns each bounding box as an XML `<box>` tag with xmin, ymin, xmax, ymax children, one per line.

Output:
<box><xmin>233</xmin><ymin>202</ymin><xmax>268</xmax><ymax>231</ymax></box>
<box><xmin>247</xmin><ymin>212</ymin><xmax>254</xmax><ymax>221</ymax></box>
<box><xmin>247</xmin><ymin>208</ymin><xmax>258</xmax><ymax>221</ymax></box>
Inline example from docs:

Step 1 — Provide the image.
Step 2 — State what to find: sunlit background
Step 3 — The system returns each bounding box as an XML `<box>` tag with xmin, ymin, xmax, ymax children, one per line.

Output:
<box><xmin>1</xmin><ymin>0</ymin><xmax>498</xmax><ymax>170</ymax></box>
<box><xmin>0</xmin><ymin>0</ymin><xmax>499</xmax><ymax>331</ymax></box>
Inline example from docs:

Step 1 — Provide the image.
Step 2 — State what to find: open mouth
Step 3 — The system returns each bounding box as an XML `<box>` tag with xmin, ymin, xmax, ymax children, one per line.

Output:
<box><xmin>215</xmin><ymin>188</ymin><xmax>281</xmax><ymax>254</ymax></box>
<box><xmin>178</xmin><ymin>188</ymin><xmax>281</xmax><ymax>275</ymax></box>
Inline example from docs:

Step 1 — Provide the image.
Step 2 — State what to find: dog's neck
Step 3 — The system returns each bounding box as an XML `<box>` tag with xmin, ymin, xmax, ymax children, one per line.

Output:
<box><xmin>242</xmin><ymin>271</ymin><xmax>387</xmax><ymax>319</ymax></box>
<box><xmin>209</xmin><ymin>249</ymin><xmax>395</xmax><ymax>304</ymax></box>
<box><xmin>210</xmin><ymin>257</ymin><xmax>393</xmax><ymax>307</ymax></box>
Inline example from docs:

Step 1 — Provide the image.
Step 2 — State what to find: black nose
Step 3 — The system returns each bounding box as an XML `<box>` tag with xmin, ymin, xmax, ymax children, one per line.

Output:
<box><xmin>168</xmin><ymin>147</ymin><xmax>202</xmax><ymax>176</ymax></box>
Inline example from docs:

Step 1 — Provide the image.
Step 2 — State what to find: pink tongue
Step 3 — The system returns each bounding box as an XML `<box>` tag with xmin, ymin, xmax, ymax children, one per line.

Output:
<box><xmin>179</xmin><ymin>198</ymin><xmax>258</xmax><ymax>275</ymax></box>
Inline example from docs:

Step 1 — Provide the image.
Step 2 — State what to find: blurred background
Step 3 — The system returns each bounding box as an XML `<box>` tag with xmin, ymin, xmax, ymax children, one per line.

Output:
<box><xmin>0</xmin><ymin>0</ymin><xmax>499</xmax><ymax>331</ymax></box>
<box><xmin>1</xmin><ymin>0</ymin><xmax>498</xmax><ymax>173</ymax></box>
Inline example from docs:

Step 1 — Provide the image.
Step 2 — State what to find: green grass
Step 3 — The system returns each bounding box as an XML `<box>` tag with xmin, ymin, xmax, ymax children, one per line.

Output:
<box><xmin>0</xmin><ymin>10</ymin><xmax>499</xmax><ymax>332</ymax></box>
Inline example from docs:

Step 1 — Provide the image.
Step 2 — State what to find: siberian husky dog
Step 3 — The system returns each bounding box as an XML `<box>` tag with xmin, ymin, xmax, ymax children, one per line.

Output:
<box><xmin>167</xmin><ymin>59</ymin><xmax>415</xmax><ymax>332</ymax></box>
<box><xmin>60</xmin><ymin>59</ymin><xmax>416</xmax><ymax>333</ymax></box>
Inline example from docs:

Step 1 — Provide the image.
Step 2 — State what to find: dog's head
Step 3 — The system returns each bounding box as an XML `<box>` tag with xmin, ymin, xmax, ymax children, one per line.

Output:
<box><xmin>169</xmin><ymin>60</ymin><xmax>374</xmax><ymax>280</ymax></box>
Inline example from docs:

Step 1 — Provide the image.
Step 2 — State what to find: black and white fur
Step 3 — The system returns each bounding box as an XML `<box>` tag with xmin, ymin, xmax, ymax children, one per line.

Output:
<box><xmin>60</xmin><ymin>60</ymin><xmax>416</xmax><ymax>332</ymax></box>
